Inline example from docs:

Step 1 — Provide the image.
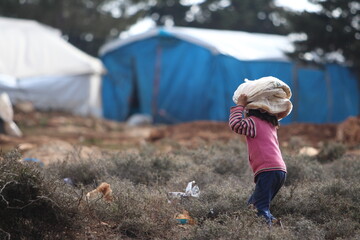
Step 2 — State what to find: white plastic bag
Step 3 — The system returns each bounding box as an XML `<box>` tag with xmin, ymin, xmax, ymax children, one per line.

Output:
<box><xmin>232</xmin><ymin>76</ymin><xmax>292</xmax><ymax>120</ymax></box>
<box><xmin>168</xmin><ymin>181</ymin><xmax>200</xmax><ymax>200</ymax></box>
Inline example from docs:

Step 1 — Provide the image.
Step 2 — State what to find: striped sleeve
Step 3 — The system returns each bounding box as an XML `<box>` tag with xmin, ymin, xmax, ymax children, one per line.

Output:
<box><xmin>229</xmin><ymin>105</ymin><xmax>256</xmax><ymax>138</ymax></box>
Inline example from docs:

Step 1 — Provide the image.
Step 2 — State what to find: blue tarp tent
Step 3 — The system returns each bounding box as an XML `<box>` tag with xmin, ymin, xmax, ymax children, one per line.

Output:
<box><xmin>99</xmin><ymin>27</ymin><xmax>359</xmax><ymax>124</ymax></box>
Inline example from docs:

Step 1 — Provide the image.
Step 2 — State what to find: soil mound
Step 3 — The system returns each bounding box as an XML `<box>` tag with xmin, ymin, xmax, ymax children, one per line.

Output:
<box><xmin>278</xmin><ymin>123</ymin><xmax>337</xmax><ymax>146</ymax></box>
<box><xmin>148</xmin><ymin>121</ymin><xmax>242</xmax><ymax>147</ymax></box>
<box><xmin>336</xmin><ymin>116</ymin><xmax>360</xmax><ymax>147</ymax></box>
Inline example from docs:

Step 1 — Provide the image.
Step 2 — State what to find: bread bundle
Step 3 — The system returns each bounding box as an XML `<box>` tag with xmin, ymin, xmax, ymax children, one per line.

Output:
<box><xmin>232</xmin><ymin>76</ymin><xmax>292</xmax><ymax>120</ymax></box>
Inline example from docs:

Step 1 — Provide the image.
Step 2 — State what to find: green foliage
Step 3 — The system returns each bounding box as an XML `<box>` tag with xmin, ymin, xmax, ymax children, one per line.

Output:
<box><xmin>149</xmin><ymin>0</ymin><xmax>289</xmax><ymax>34</ymax></box>
<box><xmin>285</xmin><ymin>0</ymin><xmax>360</xmax><ymax>76</ymax></box>
<box><xmin>0</xmin><ymin>0</ymin><xmax>291</xmax><ymax>57</ymax></box>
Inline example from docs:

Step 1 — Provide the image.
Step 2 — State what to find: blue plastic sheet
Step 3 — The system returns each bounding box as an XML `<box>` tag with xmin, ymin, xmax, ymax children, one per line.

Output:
<box><xmin>101</xmin><ymin>32</ymin><xmax>359</xmax><ymax>124</ymax></box>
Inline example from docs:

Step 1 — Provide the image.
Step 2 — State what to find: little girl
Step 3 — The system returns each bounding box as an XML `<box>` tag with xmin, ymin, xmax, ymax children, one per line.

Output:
<box><xmin>229</xmin><ymin>93</ymin><xmax>286</xmax><ymax>227</ymax></box>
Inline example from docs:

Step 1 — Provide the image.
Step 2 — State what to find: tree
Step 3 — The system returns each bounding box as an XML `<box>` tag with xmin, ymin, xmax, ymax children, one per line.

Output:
<box><xmin>0</xmin><ymin>0</ymin><xmax>291</xmax><ymax>56</ymax></box>
<box><xmin>0</xmin><ymin>0</ymin><xmax>148</xmax><ymax>56</ymax></box>
<box><xmin>284</xmin><ymin>0</ymin><xmax>360</xmax><ymax>74</ymax></box>
<box><xmin>148</xmin><ymin>0</ymin><xmax>289</xmax><ymax>35</ymax></box>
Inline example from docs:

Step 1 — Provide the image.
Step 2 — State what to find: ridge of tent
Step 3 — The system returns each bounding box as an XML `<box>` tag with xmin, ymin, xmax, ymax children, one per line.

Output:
<box><xmin>99</xmin><ymin>26</ymin><xmax>293</xmax><ymax>62</ymax></box>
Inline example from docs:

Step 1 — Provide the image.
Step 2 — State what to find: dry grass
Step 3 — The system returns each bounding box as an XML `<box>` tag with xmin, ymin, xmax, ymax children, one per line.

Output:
<box><xmin>0</xmin><ymin>149</ymin><xmax>79</xmax><ymax>240</ymax></box>
<box><xmin>1</xmin><ymin>139</ymin><xmax>359</xmax><ymax>239</ymax></box>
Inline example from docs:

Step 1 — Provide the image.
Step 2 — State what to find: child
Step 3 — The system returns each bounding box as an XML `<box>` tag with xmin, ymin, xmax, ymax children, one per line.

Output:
<box><xmin>229</xmin><ymin>93</ymin><xmax>286</xmax><ymax>227</ymax></box>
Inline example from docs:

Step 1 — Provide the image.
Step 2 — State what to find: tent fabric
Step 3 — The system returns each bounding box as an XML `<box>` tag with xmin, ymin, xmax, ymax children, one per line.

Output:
<box><xmin>0</xmin><ymin>17</ymin><xmax>103</xmax><ymax>78</ymax></box>
<box><xmin>326</xmin><ymin>64</ymin><xmax>359</xmax><ymax>122</ymax></box>
<box><xmin>100</xmin><ymin>27</ymin><xmax>359</xmax><ymax>124</ymax></box>
<box><xmin>295</xmin><ymin>68</ymin><xmax>328</xmax><ymax>123</ymax></box>
<box><xmin>0</xmin><ymin>17</ymin><xmax>104</xmax><ymax>117</ymax></box>
<box><xmin>0</xmin><ymin>74</ymin><xmax>101</xmax><ymax>116</ymax></box>
<box><xmin>100</xmin><ymin>27</ymin><xmax>293</xmax><ymax>61</ymax></box>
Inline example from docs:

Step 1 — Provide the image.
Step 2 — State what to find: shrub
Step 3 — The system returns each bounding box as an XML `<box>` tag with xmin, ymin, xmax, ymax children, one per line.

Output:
<box><xmin>186</xmin><ymin>211</ymin><xmax>294</xmax><ymax>240</ymax></box>
<box><xmin>275</xmin><ymin>179</ymin><xmax>360</xmax><ymax>229</ymax></box>
<box><xmin>177</xmin><ymin>140</ymin><xmax>250</xmax><ymax>182</ymax></box>
<box><xmin>107</xmin><ymin>153</ymin><xmax>182</xmax><ymax>186</ymax></box>
<box><xmin>181</xmin><ymin>178</ymin><xmax>251</xmax><ymax>222</ymax></box>
<box><xmin>0</xmin><ymin>149</ymin><xmax>79</xmax><ymax>240</ymax></box>
<box><xmin>287</xmin><ymin>136</ymin><xmax>307</xmax><ymax>152</ymax></box>
<box><xmin>316</xmin><ymin>141</ymin><xmax>346</xmax><ymax>163</ymax></box>
<box><xmin>324</xmin><ymin>218</ymin><xmax>360</xmax><ymax>240</ymax></box>
<box><xmin>52</xmin><ymin>158</ymin><xmax>105</xmax><ymax>187</ymax></box>
<box><xmin>90</xmin><ymin>179</ymin><xmax>178</xmax><ymax>239</ymax></box>
<box><xmin>284</xmin><ymin>154</ymin><xmax>326</xmax><ymax>186</ymax></box>
<box><xmin>331</xmin><ymin>155</ymin><xmax>360</xmax><ymax>180</ymax></box>
<box><xmin>284</xmin><ymin>217</ymin><xmax>325</xmax><ymax>240</ymax></box>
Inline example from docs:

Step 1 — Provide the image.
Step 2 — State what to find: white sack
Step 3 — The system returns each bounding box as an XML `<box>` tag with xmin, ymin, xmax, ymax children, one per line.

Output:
<box><xmin>0</xmin><ymin>92</ymin><xmax>14</xmax><ymax>122</ymax></box>
<box><xmin>4</xmin><ymin>121</ymin><xmax>23</xmax><ymax>137</ymax></box>
<box><xmin>232</xmin><ymin>76</ymin><xmax>292</xmax><ymax>120</ymax></box>
<box><xmin>0</xmin><ymin>92</ymin><xmax>23</xmax><ymax>137</ymax></box>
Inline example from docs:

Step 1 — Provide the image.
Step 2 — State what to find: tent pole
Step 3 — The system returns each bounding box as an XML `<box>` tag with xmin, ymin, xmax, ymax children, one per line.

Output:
<box><xmin>152</xmin><ymin>45</ymin><xmax>162</xmax><ymax>122</ymax></box>
<box><xmin>324</xmin><ymin>65</ymin><xmax>333</xmax><ymax>122</ymax></box>
<box><xmin>292</xmin><ymin>62</ymin><xmax>299</xmax><ymax>123</ymax></box>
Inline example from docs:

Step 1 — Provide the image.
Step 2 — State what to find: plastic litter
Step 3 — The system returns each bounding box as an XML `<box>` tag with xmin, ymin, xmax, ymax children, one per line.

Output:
<box><xmin>174</xmin><ymin>210</ymin><xmax>196</xmax><ymax>225</ymax></box>
<box><xmin>63</xmin><ymin>177</ymin><xmax>75</xmax><ymax>186</ymax></box>
<box><xmin>86</xmin><ymin>182</ymin><xmax>113</xmax><ymax>202</ymax></box>
<box><xmin>23</xmin><ymin>157</ymin><xmax>44</xmax><ymax>167</ymax></box>
<box><xmin>0</xmin><ymin>92</ymin><xmax>23</xmax><ymax>137</ymax></box>
<box><xmin>232</xmin><ymin>76</ymin><xmax>292</xmax><ymax>120</ymax></box>
<box><xmin>126</xmin><ymin>114</ymin><xmax>153</xmax><ymax>126</ymax></box>
<box><xmin>168</xmin><ymin>181</ymin><xmax>200</xmax><ymax>201</ymax></box>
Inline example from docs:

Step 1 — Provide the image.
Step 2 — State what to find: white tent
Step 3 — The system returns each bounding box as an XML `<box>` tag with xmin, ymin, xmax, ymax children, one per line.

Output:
<box><xmin>0</xmin><ymin>17</ymin><xmax>104</xmax><ymax>117</ymax></box>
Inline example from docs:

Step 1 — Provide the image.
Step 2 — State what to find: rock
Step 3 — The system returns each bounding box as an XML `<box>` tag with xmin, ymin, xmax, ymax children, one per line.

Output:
<box><xmin>299</xmin><ymin>146</ymin><xmax>319</xmax><ymax>156</ymax></box>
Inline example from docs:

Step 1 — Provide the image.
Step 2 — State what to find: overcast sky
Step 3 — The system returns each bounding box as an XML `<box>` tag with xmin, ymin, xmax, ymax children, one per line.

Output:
<box><xmin>275</xmin><ymin>0</ymin><xmax>321</xmax><ymax>12</ymax></box>
<box><xmin>182</xmin><ymin>0</ymin><xmax>322</xmax><ymax>12</ymax></box>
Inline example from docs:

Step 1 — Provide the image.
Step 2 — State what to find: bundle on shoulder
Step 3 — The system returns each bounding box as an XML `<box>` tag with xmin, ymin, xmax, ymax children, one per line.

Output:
<box><xmin>232</xmin><ymin>76</ymin><xmax>292</xmax><ymax>120</ymax></box>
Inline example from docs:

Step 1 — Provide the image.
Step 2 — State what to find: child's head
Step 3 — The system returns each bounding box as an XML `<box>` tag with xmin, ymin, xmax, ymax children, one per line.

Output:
<box><xmin>247</xmin><ymin>109</ymin><xmax>279</xmax><ymax>127</ymax></box>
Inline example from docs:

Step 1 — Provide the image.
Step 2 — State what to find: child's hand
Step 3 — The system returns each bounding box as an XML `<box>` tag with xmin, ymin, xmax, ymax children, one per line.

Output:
<box><xmin>237</xmin><ymin>94</ymin><xmax>248</xmax><ymax>106</ymax></box>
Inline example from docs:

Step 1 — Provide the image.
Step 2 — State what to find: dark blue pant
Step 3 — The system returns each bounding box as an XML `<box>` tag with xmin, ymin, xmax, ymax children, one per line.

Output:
<box><xmin>247</xmin><ymin>171</ymin><xmax>286</xmax><ymax>224</ymax></box>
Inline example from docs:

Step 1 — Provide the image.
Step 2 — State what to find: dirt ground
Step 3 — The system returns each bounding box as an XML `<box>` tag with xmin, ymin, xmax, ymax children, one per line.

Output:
<box><xmin>1</xmin><ymin>110</ymin><xmax>359</xmax><ymax>165</ymax></box>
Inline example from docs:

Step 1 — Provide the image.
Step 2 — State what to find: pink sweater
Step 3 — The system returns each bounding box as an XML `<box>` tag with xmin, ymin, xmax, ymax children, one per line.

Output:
<box><xmin>229</xmin><ymin>105</ymin><xmax>286</xmax><ymax>179</ymax></box>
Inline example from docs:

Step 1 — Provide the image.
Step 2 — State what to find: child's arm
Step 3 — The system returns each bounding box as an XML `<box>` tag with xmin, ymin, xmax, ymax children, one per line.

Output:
<box><xmin>229</xmin><ymin>94</ymin><xmax>256</xmax><ymax>138</ymax></box>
